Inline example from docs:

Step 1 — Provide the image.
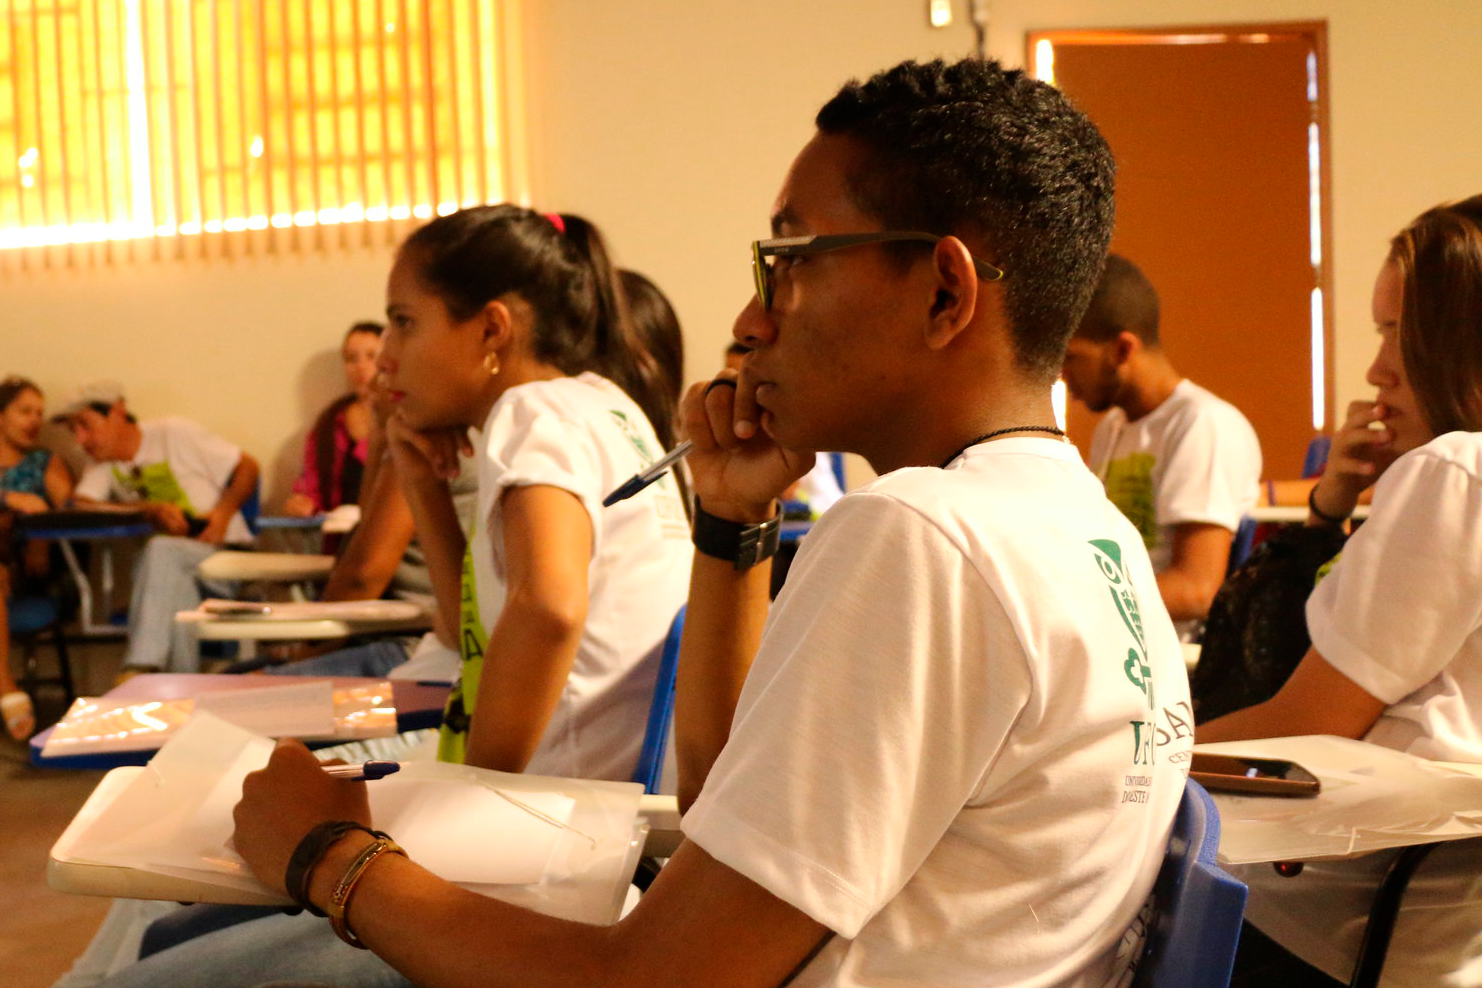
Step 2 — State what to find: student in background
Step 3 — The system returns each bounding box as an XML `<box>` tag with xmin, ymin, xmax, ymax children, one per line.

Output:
<box><xmin>64</xmin><ymin>382</ymin><xmax>259</xmax><ymax>675</ymax></box>
<box><xmin>619</xmin><ymin>269</ymin><xmax>684</xmax><ymax>449</ymax></box>
<box><xmin>1061</xmin><ymin>255</ymin><xmax>1262</xmax><ymax>638</ymax></box>
<box><xmin>1201</xmin><ymin>194</ymin><xmax>1482</xmax><ymax>987</ymax></box>
<box><xmin>282</xmin><ymin>322</ymin><xmax>383</xmax><ymax>518</ymax></box>
<box><xmin>0</xmin><ymin>376</ymin><xmax>73</xmax><ymax>738</ymax></box>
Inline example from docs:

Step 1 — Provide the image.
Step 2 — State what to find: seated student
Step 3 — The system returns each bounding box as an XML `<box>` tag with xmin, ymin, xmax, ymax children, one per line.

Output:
<box><xmin>283</xmin><ymin>322</ymin><xmax>383</xmax><ymax>518</ymax></box>
<box><xmin>89</xmin><ymin>58</ymin><xmax>1186</xmax><ymax>988</ymax></box>
<box><xmin>82</xmin><ymin>207</ymin><xmax>692</xmax><ymax>988</ymax></box>
<box><xmin>0</xmin><ymin>376</ymin><xmax>73</xmax><ymax>738</ymax></box>
<box><xmin>63</xmin><ymin>382</ymin><xmax>259</xmax><ymax>675</ymax></box>
<box><xmin>267</xmin><ymin>267</ymin><xmax>690</xmax><ymax>685</ymax></box>
<box><xmin>1200</xmin><ymin>194</ymin><xmax>1482</xmax><ymax>988</ymax></box>
<box><xmin>1061</xmin><ymin>255</ymin><xmax>1263</xmax><ymax>639</ymax></box>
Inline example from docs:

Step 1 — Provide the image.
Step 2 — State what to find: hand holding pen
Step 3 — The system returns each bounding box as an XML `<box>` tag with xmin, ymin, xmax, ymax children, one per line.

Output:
<box><xmin>323</xmin><ymin>760</ymin><xmax>401</xmax><ymax>782</ymax></box>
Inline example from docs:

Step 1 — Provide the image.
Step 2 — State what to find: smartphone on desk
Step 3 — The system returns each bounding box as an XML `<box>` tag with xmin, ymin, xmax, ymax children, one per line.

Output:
<box><xmin>1190</xmin><ymin>753</ymin><xmax>1321</xmax><ymax>797</ymax></box>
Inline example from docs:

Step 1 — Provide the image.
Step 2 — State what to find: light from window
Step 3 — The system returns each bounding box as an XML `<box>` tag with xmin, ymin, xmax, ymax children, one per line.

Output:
<box><xmin>0</xmin><ymin>0</ymin><xmax>520</xmax><ymax>266</ymax></box>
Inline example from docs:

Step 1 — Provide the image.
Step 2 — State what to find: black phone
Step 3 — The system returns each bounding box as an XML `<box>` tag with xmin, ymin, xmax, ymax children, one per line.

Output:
<box><xmin>1190</xmin><ymin>753</ymin><xmax>1321</xmax><ymax>798</ymax></box>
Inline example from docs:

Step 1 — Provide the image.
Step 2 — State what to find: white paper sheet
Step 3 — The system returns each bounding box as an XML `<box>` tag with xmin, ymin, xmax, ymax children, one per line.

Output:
<box><xmin>370</xmin><ymin>780</ymin><xmax>575</xmax><ymax>885</ymax></box>
<box><xmin>1197</xmin><ymin>735</ymin><xmax>1482</xmax><ymax>864</ymax></box>
<box><xmin>194</xmin><ymin>680</ymin><xmax>335</xmax><ymax>738</ymax></box>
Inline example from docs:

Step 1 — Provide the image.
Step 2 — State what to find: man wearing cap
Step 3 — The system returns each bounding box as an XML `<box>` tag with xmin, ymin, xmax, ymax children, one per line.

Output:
<box><xmin>64</xmin><ymin>381</ymin><xmax>259</xmax><ymax>674</ymax></box>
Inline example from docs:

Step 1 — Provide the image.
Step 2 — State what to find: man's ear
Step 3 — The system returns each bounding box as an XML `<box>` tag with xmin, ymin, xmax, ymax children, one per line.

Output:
<box><xmin>924</xmin><ymin>236</ymin><xmax>980</xmax><ymax>350</ymax></box>
<box><xmin>1113</xmin><ymin>330</ymin><xmax>1141</xmax><ymax>365</ymax></box>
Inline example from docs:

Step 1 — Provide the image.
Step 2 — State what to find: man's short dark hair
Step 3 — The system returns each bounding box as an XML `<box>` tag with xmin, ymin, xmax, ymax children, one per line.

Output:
<box><xmin>815</xmin><ymin>58</ymin><xmax>1115</xmax><ymax>382</ymax></box>
<box><xmin>1074</xmin><ymin>254</ymin><xmax>1161</xmax><ymax>347</ymax></box>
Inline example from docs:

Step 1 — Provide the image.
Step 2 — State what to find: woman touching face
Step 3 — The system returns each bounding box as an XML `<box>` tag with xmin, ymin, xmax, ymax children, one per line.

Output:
<box><xmin>1365</xmin><ymin>261</ymin><xmax>1433</xmax><ymax>456</ymax></box>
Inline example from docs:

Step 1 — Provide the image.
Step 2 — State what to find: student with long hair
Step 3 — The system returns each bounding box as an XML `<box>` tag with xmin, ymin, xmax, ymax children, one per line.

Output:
<box><xmin>385</xmin><ymin>206</ymin><xmax>690</xmax><ymax>773</ymax></box>
<box><xmin>1201</xmin><ymin>194</ymin><xmax>1482</xmax><ymax>986</ymax></box>
<box><xmin>283</xmin><ymin>322</ymin><xmax>384</xmax><ymax>517</ymax></box>
<box><xmin>81</xmin><ymin>206</ymin><xmax>691</xmax><ymax>988</ymax></box>
<box><xmin>0</xmin><ymin>376</ymin><xmax>73</xmax><ymax>738</ymax></box>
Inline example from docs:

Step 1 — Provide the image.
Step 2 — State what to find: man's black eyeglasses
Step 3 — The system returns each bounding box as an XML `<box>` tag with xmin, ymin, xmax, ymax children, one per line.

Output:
<box><xmin>751</xmin><ymin>232</ymin><xmax>1005</xmax><ymax>310</ymax></box>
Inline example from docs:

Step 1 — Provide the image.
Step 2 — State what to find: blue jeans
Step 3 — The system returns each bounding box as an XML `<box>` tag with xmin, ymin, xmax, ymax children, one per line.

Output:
<box><xmin>264</xmin><ymin>640</ymin><xmax>410</xmax><ymax>678</ymax></box>
<box><xmin>124</xmin><ymin>536</ymin><xmax>236</xmax><ymax>671</ymax></box>
<box><xmin>95</xmin><ymin>911</ymin><xmax>413</xmax><ymax>988</ymax></box>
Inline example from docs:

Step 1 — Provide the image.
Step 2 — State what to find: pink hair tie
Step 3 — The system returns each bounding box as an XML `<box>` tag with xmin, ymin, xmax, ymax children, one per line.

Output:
<box><xmin>544</xmin><ymin>212</ymin><xmax>566</xmax><ymax>234</ymax></box>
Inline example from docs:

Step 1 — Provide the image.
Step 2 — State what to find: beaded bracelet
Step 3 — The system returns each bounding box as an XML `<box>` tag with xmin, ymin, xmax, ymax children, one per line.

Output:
<box><xmin>326</xmin><ymin>834</ymin><xmax>406</xmax><ymax>948</ymax></box>
<box><xmin>284</xmin><ymin>820</ymin><xmax>370</xmax><ymax>916</ymax></box>
<box><xmin>1307</xmin><ymin>484</ymin><xmax>1350</xmax><ymax>527</ymax></box>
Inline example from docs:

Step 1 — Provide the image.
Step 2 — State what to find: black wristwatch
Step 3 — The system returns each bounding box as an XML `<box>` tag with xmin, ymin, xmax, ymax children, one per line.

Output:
<box><xmin>692</xmin><ymin>499</ymin><xmax>782</xmax><ymax>570</ymax></box>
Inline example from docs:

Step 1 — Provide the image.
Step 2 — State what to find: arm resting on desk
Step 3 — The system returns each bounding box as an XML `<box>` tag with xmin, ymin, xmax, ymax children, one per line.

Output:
<box><xmin>234</xmin><ymin>740</ymin><xmax>829</xmax><ymax>988</ymax></box>
<box><xmin>1197</xmin><ymin>646</ymin><xmax>1387</xmax><ymax>743</ymax></box>
<box><xmin>321</xmin><ymin>455</ymin><xmax>416</xmax><ymax>604</ymax></box>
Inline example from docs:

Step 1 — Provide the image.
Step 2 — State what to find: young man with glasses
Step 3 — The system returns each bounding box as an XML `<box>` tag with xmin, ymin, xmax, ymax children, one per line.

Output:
<box><xmin>154</xmin><ymin>57</ymin><xmax>1188</xmax><ymax>988</ymax></box>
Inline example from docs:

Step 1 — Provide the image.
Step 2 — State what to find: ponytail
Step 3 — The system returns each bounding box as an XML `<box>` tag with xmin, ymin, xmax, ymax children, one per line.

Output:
<box><xmin>555</xmin><ymin>214</ymin><xmax>678</xmax><ymax>449</ymax></box>
<box><xmin>400</xmin><ymin>205</ymin><xmax>681</xmax><ymax>449</ymax></box>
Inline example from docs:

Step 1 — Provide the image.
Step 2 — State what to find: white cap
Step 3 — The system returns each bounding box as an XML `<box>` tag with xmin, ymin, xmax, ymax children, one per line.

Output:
<box><xmin>56</xmin><ymin>379</ymin><xmax>126</xmax><ymax>419</ymax></box>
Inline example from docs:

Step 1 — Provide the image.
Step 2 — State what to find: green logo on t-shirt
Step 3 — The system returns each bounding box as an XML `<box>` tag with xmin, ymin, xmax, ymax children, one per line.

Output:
<box><xmin>112</xmin><ymin>462</ymin><xmax>196</xmax><ymax>514</ymax></box>
<box><xmin>1102</xmin><ymin>453</ymin><xmax>1158</xmax><ymax>551</ymax></box>
<box><xmin>1090</xmin><ymin>538</ymin><xmax>1157</xmax><ymax>767</ymax></box>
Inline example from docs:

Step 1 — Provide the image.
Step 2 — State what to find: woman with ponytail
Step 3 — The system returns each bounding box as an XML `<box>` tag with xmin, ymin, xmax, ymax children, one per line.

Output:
<box><xmin>382</xmin><ymin>204</ymin><xmax>692</xmax><ymax>775</ymax></box>
<box><xmin>82</xmin><ymin>206</ymin><xmax>692</xmax><ymax>988</ymax></box>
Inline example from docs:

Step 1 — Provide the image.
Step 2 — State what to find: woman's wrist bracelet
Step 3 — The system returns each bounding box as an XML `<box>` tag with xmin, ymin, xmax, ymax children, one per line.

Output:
<box><xmin>1307</xmin><ymin>485</ymin><xmax>1351</xmax><ymax>527</ymax></box>
<box><xmin>284</xmin><ymin>820</ymin><xmax>369</xmax><ymax>916</ymax></box>
<box><xmin>326</xmin><ymin>834</ymin><xmax>405</xmax><ymax>949</ymax></box>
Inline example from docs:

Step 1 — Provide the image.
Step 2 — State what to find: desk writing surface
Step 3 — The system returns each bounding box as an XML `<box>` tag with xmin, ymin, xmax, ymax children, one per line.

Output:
<box><xmin>1195</xmin><ymin>735</ymin><xmax>1482</xmax><ymax>865</ymax></box>
<box><xmin>30</xmin><ymin>674</ymin><xmax>450</xmax><ymax>769</ymax></box>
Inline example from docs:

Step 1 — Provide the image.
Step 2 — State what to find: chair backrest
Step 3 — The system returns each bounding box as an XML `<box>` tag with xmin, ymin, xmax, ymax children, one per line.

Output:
<box><xmin>1225</xmin><ymin>515</ymin><xmax>1257</xmax><ymax>577</ymax></box>
<box><xmin>240</xmin><ymin>480</ymin><xmax>263</xmax><ymax>537</ymax></box>
<box><xmin>631</xmin><ymin>605</ymin><xmax>685</xmax><ymax>794</ymax></box>
<box><xmin>827</xmin><ymin>451</ymin><xmax>846</xmax><ymax>489</ymax></box>
<box><xmin>1302</xmin><ymin>435</ymin><xmax>1331</xmax><ymax>478</ymax></box>
<box><xmin>1132</xmin><ymin>778</ymin><xmax>1248</xmax><ymax>988</ymax></box>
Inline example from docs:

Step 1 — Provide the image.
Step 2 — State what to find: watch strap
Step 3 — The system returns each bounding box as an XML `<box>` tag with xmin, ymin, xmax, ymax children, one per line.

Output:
<box><xmin>692</xmin><ymin>499</ymin><xmax>782</xmax><ymax>570</ymax></box>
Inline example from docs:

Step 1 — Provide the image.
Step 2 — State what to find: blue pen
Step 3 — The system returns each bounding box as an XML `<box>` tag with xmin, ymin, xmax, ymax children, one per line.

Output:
<box><xmin>324</xmin><ymin>760</ymin><xmax>401</xmax><ymax>782</ymax></box>
<box><xmin>602</xmin><ymin>440</ymin><xmax>693</xmax><ymax>507</ymax></box>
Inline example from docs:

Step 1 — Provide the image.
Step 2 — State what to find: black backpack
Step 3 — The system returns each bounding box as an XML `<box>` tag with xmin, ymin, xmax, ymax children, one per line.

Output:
<box><xmin>1191</xmin><ymin>523</ymin><xmax>1348</xmax><ymax>723</ymax></box>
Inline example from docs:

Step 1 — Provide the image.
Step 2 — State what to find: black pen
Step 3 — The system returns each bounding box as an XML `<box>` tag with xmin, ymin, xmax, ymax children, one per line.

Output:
<box><xmin>603</xmin><ymin>440</ymin><xmax>693</xmax><ymax>506</ymax></box>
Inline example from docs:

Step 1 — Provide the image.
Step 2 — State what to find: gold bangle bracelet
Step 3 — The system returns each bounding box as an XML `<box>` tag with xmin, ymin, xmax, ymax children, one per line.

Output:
<box><xmin>325</xmin><ymin>835</ymin><xmax>406</xmax><ymax>949</ymax></box>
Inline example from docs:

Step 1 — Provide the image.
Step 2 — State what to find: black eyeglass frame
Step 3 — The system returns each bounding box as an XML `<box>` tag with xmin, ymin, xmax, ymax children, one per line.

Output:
<box><xmin>751</xmin><ymin>231</ymin><xmax>1005</xmax><ymax>310</ymax></box>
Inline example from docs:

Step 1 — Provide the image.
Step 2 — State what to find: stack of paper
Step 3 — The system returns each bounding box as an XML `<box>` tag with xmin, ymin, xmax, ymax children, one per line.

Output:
<box><xmin>1196</xmin><ymin>735</ymin><xmax>1482</xmax><ymax>864</ymax></box>
<box><xmin>41</xmin><ymin>680</ymin><xmax>397</xmax><ymax>758</ymax></box>
<box><xmin>50</xmin><ymin>714</ymin><xmax>647</xmax><ymax>925</ymax></box>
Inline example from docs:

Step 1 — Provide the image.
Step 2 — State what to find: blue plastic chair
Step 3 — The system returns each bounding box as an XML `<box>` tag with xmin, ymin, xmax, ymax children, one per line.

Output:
<box><xmin>10</xmin><ymin>593</ymin><xmax>75</xmax><ymax>705</ymax></box>
<box><xmin>1302</xmin><ymin>436</ymin><xmax>1331</xmax><ymax>479</ymax></box>
<box><xmin>630</xmin><ymin>605</ymin><xmax>684</xmax><ymax>794</ymax></box>
<box><xmin>1133</xmin><ymin>778</ymin><xmax>1248</xmax><ymax>988</ymax></box>
<box><xmin>1225</xmin><ymin>515</ymin><xmax>1258</xmax><ymax>577</ymax></box>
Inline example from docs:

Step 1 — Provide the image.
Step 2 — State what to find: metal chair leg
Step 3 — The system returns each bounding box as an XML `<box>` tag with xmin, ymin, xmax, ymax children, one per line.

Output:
<box><xmin>1349</xmin><ymin>842</ymin><xmax>1438</xmax><ymax>988</ymax></box>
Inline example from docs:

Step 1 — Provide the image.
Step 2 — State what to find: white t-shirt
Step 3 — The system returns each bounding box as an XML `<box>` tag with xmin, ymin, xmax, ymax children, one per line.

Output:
<box><xmin>1090</xmin><ymin>379</ymin><xmax>1262</xmax><ymax>637</ymax></box>
<box><xmin>443</xmin><ymin>373</ymin><xmax>691</xmax><ymax>781</ymax></box>
<box><xmin>74</xmin><ymin>417</ymin><xmax>251</xmax><ymax>543</ymax></box>
<box><xmin>1239</xmin><ymin>430</ymin><xmax>1482</xmax><ymax>986</ymax></box>
<box><xmin>683</xmin><ymin>438</ymin><xmax>1193</xmax><ymax>988</ymax></box>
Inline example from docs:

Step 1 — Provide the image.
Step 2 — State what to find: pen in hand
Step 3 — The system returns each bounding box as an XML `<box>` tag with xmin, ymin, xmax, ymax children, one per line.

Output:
<box><xmin>603</xmin><ymin>440</ymin><xmax>693</xmax><ymax>507</ymax></box>
<box><xmin>323</xmin><ymin>760</ymin><xmax>401</xmax><ymax>782</ymax></box>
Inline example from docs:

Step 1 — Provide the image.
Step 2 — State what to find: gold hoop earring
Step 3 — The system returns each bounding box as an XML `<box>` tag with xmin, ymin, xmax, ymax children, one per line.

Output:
<box><xmin>483</xmin><ymin>353</ymin><xmax>500</xmax><ymax>377</ymax></box>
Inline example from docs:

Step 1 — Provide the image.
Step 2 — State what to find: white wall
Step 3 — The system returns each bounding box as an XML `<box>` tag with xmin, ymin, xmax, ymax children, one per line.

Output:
<box><xmin>5</xmin><ymin>0</ymin><xmax>1480</xmax><ymax>500</ymax></box>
